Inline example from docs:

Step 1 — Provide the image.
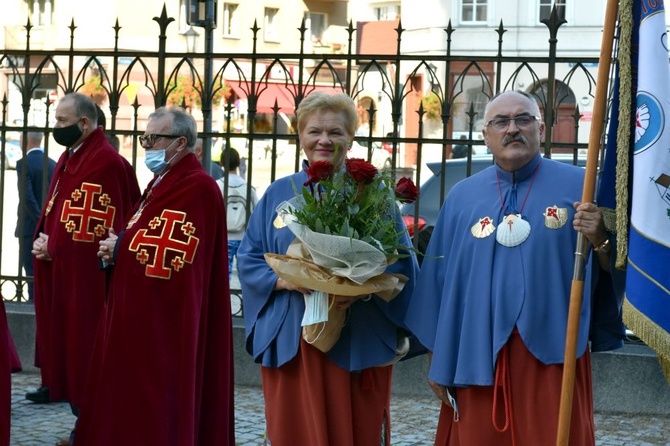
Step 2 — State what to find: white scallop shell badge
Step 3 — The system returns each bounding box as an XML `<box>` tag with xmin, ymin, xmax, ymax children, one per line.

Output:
<box><xmin>273</xmin><ymin>215</ymin><xmax>286</xmax><ymax>229</ymax></box>
<box><xmin>543</xmin><ymin>205</ymin><xmax>568</xmax><ymax>229</ymax></box>
<box><xmin>496</xmin><ymin>214</ymin><xmax>531</xmax><ymax>247</ymax></box>
<box><xmin>471</xmin><ymin>216</ymin><xmax>496</xmax><ymax>238</ymax></box>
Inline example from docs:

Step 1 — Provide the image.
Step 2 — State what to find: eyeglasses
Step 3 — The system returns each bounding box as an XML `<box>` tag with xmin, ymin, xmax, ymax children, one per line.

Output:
<box><xmin>485</xmin><ymin>115</ymin><xmax>540</xmax><ymax>131</ymax></box>
<box><xmin>139</xmin><ymin>133</ymin><xmax>181</xmax><ymax>146</ymax></box>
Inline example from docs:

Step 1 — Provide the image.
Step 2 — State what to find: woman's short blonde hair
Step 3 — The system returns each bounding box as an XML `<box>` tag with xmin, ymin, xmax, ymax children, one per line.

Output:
<box><xmin>296</xmin><ymin>91</ymin><xmax>357</xmax><ymax>138</ymax></box>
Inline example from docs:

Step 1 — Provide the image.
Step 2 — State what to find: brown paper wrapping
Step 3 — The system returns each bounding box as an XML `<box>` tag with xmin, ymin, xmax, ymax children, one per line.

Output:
<box><xmin>302</xmin><ymin>298</ymin><xmax>348</xmax><ymax>353</ymax></box>
<box><xmin>264</xmin><ymin>252</ymin><xmax>407</xmax><ymax>301</ymax></box>
<box><xmin>264</xmin><ymin>240</ymin><xmax>408</xmax><ymax>353</ymax></box>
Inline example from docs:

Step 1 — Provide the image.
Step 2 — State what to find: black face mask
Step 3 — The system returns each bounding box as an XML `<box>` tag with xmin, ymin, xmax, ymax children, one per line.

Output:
<box><xmin>53</xmin><ymin>120</ymin><xmax>83</xmax><ymax>147</ymax></box>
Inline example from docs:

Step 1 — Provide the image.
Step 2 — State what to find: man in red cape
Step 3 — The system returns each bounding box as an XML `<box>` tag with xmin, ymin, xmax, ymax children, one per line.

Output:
<box><xmin>74</xmin><ymin>106</ymin><xmax>234</xmax><ymax>445</ymax></box>
<box><xmin>31</xmin><ymin>92</ymin><xmax>140</xmax><ymax>419</ymax></box>
<box><xmin>0</xmin><ymin>296</ymin><xmax>22</xmax><ymax>446</ymax></box>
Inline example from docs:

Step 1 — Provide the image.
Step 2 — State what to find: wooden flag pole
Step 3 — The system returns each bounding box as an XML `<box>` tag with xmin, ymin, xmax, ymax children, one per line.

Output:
<box><xmin>555</xmin><ymin>0</ymin><xmax>619</xmax><ymax>445</ymax></box>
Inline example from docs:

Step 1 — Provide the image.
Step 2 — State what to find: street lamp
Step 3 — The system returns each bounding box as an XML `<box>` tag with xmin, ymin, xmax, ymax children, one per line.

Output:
<box><xmin>185</xmin><ymin>0</ymin><xmax>215</xmax><ymax>175</ymax></box>
<box><xmin>184</xmin><ymin>26</ymin><xmax>200</xmax><ymax>54</ymax></box>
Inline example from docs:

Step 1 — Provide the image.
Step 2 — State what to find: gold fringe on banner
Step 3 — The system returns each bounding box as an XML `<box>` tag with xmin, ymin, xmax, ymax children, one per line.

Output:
<box><xmin>615</xmin><ymin>0</ymin><xmax>633</xmax><ymax>271</ymax></box>
<box><xmin>623</xmin><ymin>299</ymin><xmax>670</xmax><ymax>383</ymax></box>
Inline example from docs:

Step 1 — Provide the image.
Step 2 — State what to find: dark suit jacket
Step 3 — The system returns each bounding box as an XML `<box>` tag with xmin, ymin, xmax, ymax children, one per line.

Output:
<box><xmin>15</xmin><ymin>148</ymin><xmax>57</xmax><ymax>240</ymax></box>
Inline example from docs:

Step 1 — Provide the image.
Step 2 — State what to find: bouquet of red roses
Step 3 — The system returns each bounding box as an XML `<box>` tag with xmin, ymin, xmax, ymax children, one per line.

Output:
<box><xmin>264</xmin><ymin>158</ymin><xmax>418</xmax><ymax>352</ymax></box>
<box><xmin>292</xmin><ymin>158</ymin><xmax>418</xmax><ymax>258</ymax></box>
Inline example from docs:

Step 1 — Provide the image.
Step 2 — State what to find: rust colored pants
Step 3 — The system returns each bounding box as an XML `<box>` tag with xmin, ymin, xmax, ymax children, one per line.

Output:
<box><xmin>261</xmin><ymin>339</ymin><xmax>393</xmax><ymax>446</ymax></box>
<box><xmin>435</xmin><ymin>330</ymin><xmax>595</xmax><ymax>446</ymax></box>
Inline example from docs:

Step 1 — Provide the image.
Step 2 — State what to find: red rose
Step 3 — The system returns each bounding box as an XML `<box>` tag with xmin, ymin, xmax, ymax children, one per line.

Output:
<box><xmin>345</xmin><ymin>158</ymin><xmax>378</xmax><ymax>184</ymax></box>
<box><xmin>305</xmin><ymin>161</ymin><xmax>334</xmax><ymax>187</ymax></box>
<box><xmin>395</xmin><ymin>177</ymin><xmax>419</xmax><ymax>203</ymax></box>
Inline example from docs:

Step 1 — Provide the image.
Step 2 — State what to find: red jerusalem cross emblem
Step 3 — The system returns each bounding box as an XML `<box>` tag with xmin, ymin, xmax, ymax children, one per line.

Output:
<box><xmin>128</xmin><ymin>209</ymin><xmax>200</xmax><ymax>279</ymax></box>
<box><xmin>60</xmin><ymin>182</ymin><xmax>116</xmax><ymax>242</ymax></box>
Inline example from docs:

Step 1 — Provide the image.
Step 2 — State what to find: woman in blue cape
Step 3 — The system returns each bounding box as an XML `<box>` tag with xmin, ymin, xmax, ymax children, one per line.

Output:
<box><xmin>237</xmin><ymin>91</ymin><xmax>419</xmax><ymax>446</ymax></box>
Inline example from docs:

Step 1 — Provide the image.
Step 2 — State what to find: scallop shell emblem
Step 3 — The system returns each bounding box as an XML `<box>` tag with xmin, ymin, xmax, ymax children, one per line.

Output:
<box><xmin>496</xmin><ymin>214</ymin><xmax>531</xmax><ymax>247</ymax></box>
<box><xmin>635</xmin><ymin>103</ymin><xmax>650</xmax><ymax>144</ymax></box>
<box><xmin>543</xmin><ymin>205</ymin><xmax>568</xmax><ymax>229</ymax></box>
<box><xmin>273</xmin><ymin>214</ymin><xmax>287</xmax><ymax>229</ymax></box>
<box><xmin>471</xmin><ymin>217</ymin><xmax>496</xmax><ymax>238</ymax></box>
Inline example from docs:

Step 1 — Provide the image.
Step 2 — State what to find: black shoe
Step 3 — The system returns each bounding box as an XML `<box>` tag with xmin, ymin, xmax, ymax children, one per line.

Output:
<box><xmin>25</xmin><ymin>385</ymin><xmax>51</xmax><ymax>404</ymax></box>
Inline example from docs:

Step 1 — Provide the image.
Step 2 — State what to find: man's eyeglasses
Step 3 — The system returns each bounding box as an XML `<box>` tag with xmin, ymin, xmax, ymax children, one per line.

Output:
<box><xmin>139</xmin><ymin>134</ymin><xmax>181</xmax><ymax>146</ymax></box>
<box><xmin>485</xmin><ymin>115</ymin><xmax>540</xmax><ymax>131</ymax></box>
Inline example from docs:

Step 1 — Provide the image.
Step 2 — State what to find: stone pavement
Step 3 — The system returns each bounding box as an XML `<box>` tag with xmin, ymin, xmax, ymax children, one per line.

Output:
<box><xmin>8</xmin><ymin>372</ymin><xmax>670</xmax><ymax>445</ymax></box>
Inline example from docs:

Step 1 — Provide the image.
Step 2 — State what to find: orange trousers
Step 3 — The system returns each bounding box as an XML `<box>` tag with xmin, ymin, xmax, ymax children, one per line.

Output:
<box><xmin>435</xmin><ymin>330</ymin><xmax>595</xmax><ymax>446</ymax></box>
<box><xmin>261</xmin><ymin>339</ymin><xmax>393</xmax><ymax>446</ymax></box>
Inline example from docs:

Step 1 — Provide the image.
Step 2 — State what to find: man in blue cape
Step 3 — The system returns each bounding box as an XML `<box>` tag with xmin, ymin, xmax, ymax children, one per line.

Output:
<box><xmin>405</xmin><ymin>91</ymin><xmax>624</xmax><ymax>445</ymax></box>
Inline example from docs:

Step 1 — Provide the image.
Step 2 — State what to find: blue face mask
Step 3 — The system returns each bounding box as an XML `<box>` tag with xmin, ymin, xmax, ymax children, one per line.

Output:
<box><xmin>144</xmin><ymin>139</ymin><xmax>178</xmax><ymax>174</ymax></box>
<box><xmin>144</xmin><ymin>149</ymin><xmax>168</xmax><ymax>174</ymax></box>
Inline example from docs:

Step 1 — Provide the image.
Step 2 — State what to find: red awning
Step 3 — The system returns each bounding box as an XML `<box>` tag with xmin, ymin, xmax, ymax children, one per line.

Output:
<box><xmin>226</xmin><ymin>81</ymin><xmax>343</xmax><ymax>114</ymax></box>
<box><xmin>226</xmin><ymin>81</ymin><xmax>295</xmax><ymax>114</ymax></box>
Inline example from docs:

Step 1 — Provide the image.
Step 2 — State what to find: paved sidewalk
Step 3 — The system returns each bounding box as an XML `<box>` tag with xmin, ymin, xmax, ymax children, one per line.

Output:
<box><xmin>9</xmin><ymin>371</ymin><xmax>670</xmax><ymax>445</ymax></box>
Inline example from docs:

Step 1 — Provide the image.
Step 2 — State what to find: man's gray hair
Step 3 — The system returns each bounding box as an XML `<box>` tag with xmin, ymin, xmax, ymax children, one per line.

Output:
<box><xmin>148</xmin><ymin>106</ymin><xmax>198</xmax><ymax>151</ymax></box>
<box><xmin>484</xmin><ymin>90</ymin><xmax>542</xmax><ymax>120</ymax></box>
<box><xmin>63</xmin><ymin>92</ymin><xmax>98</xmax><ymax>126</ymax></box>
<box><xmin>25</xmin><ymin>130</ymin><xmax>43</xmax><ymax>146</ymax></box>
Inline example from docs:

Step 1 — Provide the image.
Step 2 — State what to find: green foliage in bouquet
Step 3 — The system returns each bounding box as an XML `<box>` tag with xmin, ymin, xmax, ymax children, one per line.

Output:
<box><xmin>290</xmin><ymin>157</ymin><xmax>419</xmax><ymax>259</ymax></box>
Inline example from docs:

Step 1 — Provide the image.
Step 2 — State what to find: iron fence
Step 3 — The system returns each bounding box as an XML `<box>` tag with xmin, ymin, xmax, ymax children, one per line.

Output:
<box><xmin>0</xmin><ymin>6</ymin><xmax>604</xmax><ymax>305</ymax></box>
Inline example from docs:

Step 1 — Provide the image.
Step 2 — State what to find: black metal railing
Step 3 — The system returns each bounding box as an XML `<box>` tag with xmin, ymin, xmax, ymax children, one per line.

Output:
<box><xmin>0</xmin><ymin>6</ymin><xmax>603</xmax><ymax>307</ymax></box>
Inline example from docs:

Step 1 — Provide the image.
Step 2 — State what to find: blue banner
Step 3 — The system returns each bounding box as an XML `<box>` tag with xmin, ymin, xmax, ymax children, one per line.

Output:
<box><xmin>623</xmin><ymin>0</ymin><xmax>670</xmax><ymax>380</ymax></box>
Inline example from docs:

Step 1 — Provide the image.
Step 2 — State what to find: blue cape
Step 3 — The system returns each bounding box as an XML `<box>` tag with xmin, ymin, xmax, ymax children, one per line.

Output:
<box><xmin>405</xmin><ymin>154</ymin><xmax>623</xmax><ymax>387</ymax></box>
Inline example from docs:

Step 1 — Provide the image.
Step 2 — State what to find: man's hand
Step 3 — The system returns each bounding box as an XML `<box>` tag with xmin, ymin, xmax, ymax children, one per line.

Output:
<box><xmin>32</xmin><ymin>232</ymin><xmax>52</xmax><ymax>261</ymax></box>
<box><xmin>98</xmin><ymin>228</ymin><xmax>118</xmax><ymax>265</ymax></box>
<box><xmin>573</xmin><ymin>201</ymin><xmax>608</xmax><ymax>246</ymax></box>
<box><xmin>429</xmin><ymin>379</ymin><xmax>453</xmax><ymax>408</ymax></box>
<box><xmin>426</xmin><ymin>351</ymin><xmax>454</xmax><ymax>408</ymax></box>
<box><xmin>573</xmin><ymin>201</ymin><xmax>612</xmax><ymax>271</ymax></box>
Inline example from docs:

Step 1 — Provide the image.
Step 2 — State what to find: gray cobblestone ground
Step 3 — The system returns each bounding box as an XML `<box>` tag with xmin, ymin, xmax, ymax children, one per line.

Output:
<box><xmin>9</xmin><ymin>372</ymin><xmax>670</xmax><ymax>445</ymax></box>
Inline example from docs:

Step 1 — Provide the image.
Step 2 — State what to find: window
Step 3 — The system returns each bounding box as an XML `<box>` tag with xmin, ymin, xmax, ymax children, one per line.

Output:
<box><xmin>452</xmin><ymin>76</ymin><xmax>489</xmax><ymax>132</ymax></box>
<box><xmin>373</xmin><ymin>5</ymin><xmax>400</xmax><ymax>21</ymax></box>
<box><xmin>449</xmin><ymin>61</ymin><xmax>494</xmax><ymax>133</ymax></box>
<box><xmin>264</xmin><ymin>7</ymin><xmax>279</xmax><ymax>42</ymax></box>
<box><xmin>539</xmin><ymin>0</ymin><xmax>566</xmax><ymax>22</ymax></box>
<box><xmin>25</xmin><ymin>0</ymin><xmax>53</xmax><ymax>26</ymax></box>
<box><xmin>223</xmin><ymin>3</ymin><xmax>239</xmax><ymax>37</ymax></box>
<box><xmin>461</xmin><ymin>0</ymin><xmax>488</xmax><ymax>23</ymax></box>
<box><xmin>305</xmin><ymin>12</ymin><xmax>326</xmax><ymax>44</ymax></box>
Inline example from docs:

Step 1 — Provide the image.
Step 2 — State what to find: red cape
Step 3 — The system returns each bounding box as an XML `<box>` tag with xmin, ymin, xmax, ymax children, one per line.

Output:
<box><xmin>33</xmin><ymin>128</ymin><xmax>140</xmax><ymax>407</ymax></box>
<box><xmin>0</xmin><ymin>297</ymin><xmax>21</xmax><ymax>446</ymax></box>
<box><xmin>74</xmin><ymin>154</ymin><xmax>234</xmax><ymax>445</ymax></box>
<box><xmin>0</xmin><ymin>301</ymin><xmax>21</xmax><ymax>373</ymax></box>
